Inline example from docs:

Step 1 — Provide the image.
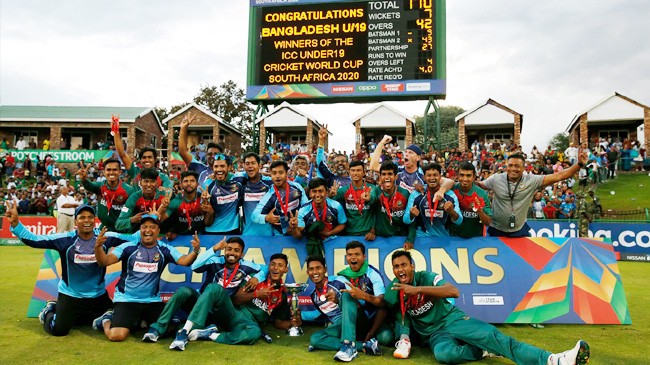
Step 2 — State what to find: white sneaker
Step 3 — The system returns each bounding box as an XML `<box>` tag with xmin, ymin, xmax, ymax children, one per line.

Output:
<box><xmin>482</xmin><ymin>350</ymin><xmax>502</xmax><ymax>358</ymax></box>
<box><xmin>547</xmin><ymin>340</ymin><xmax>590</xmax><ymax>365</ymax></box>
<box><xmin>393</xmin><ymin>338</ymin><xmax>411</xmax><ymax>359</ymax></box>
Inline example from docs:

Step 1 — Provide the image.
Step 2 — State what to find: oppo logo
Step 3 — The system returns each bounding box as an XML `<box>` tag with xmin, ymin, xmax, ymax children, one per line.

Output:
<box><xmin>357</xmin><ymin>85</ymin><xmax>378</xmax><ymax>92</ymax></box>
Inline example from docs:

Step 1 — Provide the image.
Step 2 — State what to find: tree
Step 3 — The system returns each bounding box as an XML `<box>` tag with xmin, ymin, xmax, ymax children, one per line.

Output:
<box><xmin>193</xmin><ymin>81</ymin><xmax>255</xmax><ymax>149</ymax></box>
<box><xmin>414</xmin><ymin>105</ymin><xmax>465</xmax><ymax>150</ymax></box>
<box><xmin>548</xmin><ymin>132</ymin><xmax>569</xmax><ymax>152</ymax></box>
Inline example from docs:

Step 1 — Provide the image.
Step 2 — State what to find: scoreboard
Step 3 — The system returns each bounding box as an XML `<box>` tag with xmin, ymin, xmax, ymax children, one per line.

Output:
<box><xmin>246</xmin><ymin>0</ymin><xmax>446</xmax><ymax>103</ymax></box>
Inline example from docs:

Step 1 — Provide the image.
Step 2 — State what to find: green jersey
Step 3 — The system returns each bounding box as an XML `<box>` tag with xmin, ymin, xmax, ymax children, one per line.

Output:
<box><xmin>82</xmin><ymin>179</ymin><xmax>135</xmax><ymax>231</ymax></box>
<box><xmin>114</xmin><ymin>189</ymin><xmax>169</xmax><ymax>233</ymax></box>
<box><xmin>384</xmin><ymin>271</ymin><xmax>466</xmax><ymax>337</ymax></box>
<box><xmin>372</xmin><ymin>186</ymin><xmax>416</xmax><ymax>244</ymax></box>
<box><xmin>334</xmin><ymin>182</ymin><xmax>378</xmax><ymax>235</ymax></box>
<box><xmin>128</xmin><ymin>164</ymin><xmax>173</xmax><ymax>190</ymax></box>
<box><xmin>449</xmin><ymin>183</ymin><xmax>492</xmax><ymax>238</ymax></box>
<box><xmin>236</xmin><ymin>282</ymin><xmax>290</xmax><ymax>325</ymax></box>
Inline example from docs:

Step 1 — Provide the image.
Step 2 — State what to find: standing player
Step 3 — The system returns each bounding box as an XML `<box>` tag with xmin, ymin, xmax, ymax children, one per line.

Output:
<box><xmin>403</xmin><ymin>163</ymin><xmax>462</xmax><ymax>237</ymax></box>
<box><xmin>203</xmin><ymin>154</ymin><xmax>243</xmax><ymax>235</ymax></box>
<box><xmin>111</xmin><ymin>115</ymin><xmax>173</xmax><ymax>190</ymax></box>
<box><xmin>450</xmin><ymin>162</ymin><xmax>492</xmax><ymax>238</ymax></box>
<box><xmin>158</xmin><ymin>170</ymin><xmax>214</xmax><ymax>239</ymax></box>
<box><xmin>6</xmin><ymin>203</ymin><xmax>136</xmax><ymax>336</ymax></box>
<box><xmin>316</xmin><ymin>126</ymin><xmax>352</xmax><ymax>188</ymax></box>
<box><xmin>385</xmin><ymin>250</ymin><xmax>590</xmax><ymax>364</ymax></box>
<box><xmin>177</xmin><ymin>113</ymin><xmax>224</xmax><ymax>186</ymax></box>
<box><xmin>114</xmin><ymin>168</ymin><xmax>169</xmax><ymax>233</ymax></box>
<box><xmin>234</xmin><ymin>152</ymin><xmax>274</xmax><ymax>236</ymax></box>
<box><xmin>332</xmin><ymin>160</ymin><xmax>378</xmax><ymax>240</ymax></box>
<box><xmin>372</xmin><ymin>161</ymin><xmax>416</xmax><ymax>250</ymax></box>
<box><xmin>79</xmin><ymin>158</ymin><xmax>135</xmax><ymax>232</ymax></box>
<box><xmin>92</xmin><ymin>213</ymin><xmax>199</xmax><ymax>342</ymax></box>
<box><xmin>252</xmin><ymin>160</ymin><xmax>308</xmax><ymax>236</ymax></box>
<box><xmin>290</xmin><ymin>178</ymin><xmax>347</xmax><ymax>256</ymax></box>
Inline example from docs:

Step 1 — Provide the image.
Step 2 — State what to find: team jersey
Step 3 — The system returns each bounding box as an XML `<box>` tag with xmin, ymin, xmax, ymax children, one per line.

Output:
<box><xmin>396</xmin><ymin>166</ymin><xmax>424</xmax><ymax>193</ymax></box>
<box><xmin>333</xmin><ymin>182</ymin><xmax>378</xmax><ymax>236</ymax></box>
<box><xmin>307</xmin><ymin>275</ymin><xmax>350</xmax><ymax>323</ymax></box>
<box><xmin>204</xmin><ymin>174</ymin><xmax>243</xmax><ymax>233</ymax></box>
<box><xmin>450</xmin><ymin>183</ymin><xmax>493</xmax><ymax>238</ymax></box>
<box><xmin>252</xmin><ymin>181</ymin><xmax>308</xmax><ymax>235</ymax></box>
<box><xmin>128</xmin><ymin>164</ymin><xmax>173</xmax><ymax>190</ymax></box>
<box><xmin>10</xmin><ymin>223</ymin><xmax>137</xmax><ymax>298</ymax></box>
<box><xmin>114</xmin><ymin>189</ymin><xmax>168</xmax><ymax>233</ymax></box>
<box><xmin>188</xmin><ymin>159</ymin><xmax>212</xmax><ymax>187</ymax></box>
<box><xmin>316</xmin><ymin>146</ymin><xmax>352</xmax><ymax>188</ymax></box>
<box><xmin>233</xmin><ymin>172</ymin><xmax>274</xmax><ymax>236</ymax></box>
<box><xmin>111</xmin><ymin>240</ymin><xmax>183</xmax><ymax>303</ymax></box>
<box><xmin>165</xmin><ymin>194</ymin><xmax>207</xmax><ymax>234</ymax></box>
<box><xmin>82</xmin><ymin>179</ymin><xmax>135</xmax><ymax>231</ymax></box>
<box><xmin>236</xmin><ymin>279</ymin><xmax>290</xmax><ymax>325</ymax></box>
<box><xmin>404</xmin><ymin>189</ymin><xmax>463</xmax><ymax>237</ymax></box>
<box><xmin>297</xmin><ymin>198</ymin><xmax>347</xmax><ymax>241</ymax></box>
<box><xmin>338</xmin><ymin>264</ymin><xmax>385</xmax><ymax>318</ymax></box>
<box><xmin>384</xmin><ymin>271</ymin><xmax>466</xmax><ymax>337</ymax></box>
<box><xmin>191</xmin><ymin>248</ymin><xmax>268</xmax><ymax>295</ymax></box>
<box><xmin>372</xmin><ymin>186</ymin><xmax>416</xmax><ymax>243</ymax></box>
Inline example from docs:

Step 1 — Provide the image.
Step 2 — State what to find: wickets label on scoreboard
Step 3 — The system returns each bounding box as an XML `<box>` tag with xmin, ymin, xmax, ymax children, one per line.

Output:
<box><xmin>247</xmin><ymin>0</ymin><xmax>446</xmax><ymax>103</ymax></box>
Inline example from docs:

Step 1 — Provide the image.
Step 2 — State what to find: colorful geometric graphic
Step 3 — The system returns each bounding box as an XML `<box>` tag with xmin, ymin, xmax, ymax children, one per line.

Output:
<box><xmin>504</xmin><ymin>237</ymin><xmax>631</xmax><ymax>324</ymax></box>
<box><xmin>254</xmin><ymin>84</ymin><xmax>327</xmax><ymax>100</ymax></box>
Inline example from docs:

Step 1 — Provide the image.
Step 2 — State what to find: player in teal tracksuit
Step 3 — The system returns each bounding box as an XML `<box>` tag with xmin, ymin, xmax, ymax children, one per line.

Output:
<box><xmin>384</xmin><ymin>250</ymin><xmax>590</xmax><ymax>365</ymax></box>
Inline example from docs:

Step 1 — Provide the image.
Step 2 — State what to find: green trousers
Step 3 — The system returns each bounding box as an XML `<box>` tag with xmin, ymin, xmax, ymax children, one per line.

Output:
<box><xmin>310</xmin><ymin>292</ymin><xmax>393</xmax><ymax>350</ymax></box>
<box><xmin>428</xmin><ymin>317</ymin><xmax>551</xmax><ymax>364</ymax></box>
<box><xmin>187</xmin><ymin>283</ymin><xmax>261</xmax><ymax>345</ymax></box>
<box><xmin>150</xmin><ymin>286</ymin><xmax>199</xmax><ymax>336</ymax></box>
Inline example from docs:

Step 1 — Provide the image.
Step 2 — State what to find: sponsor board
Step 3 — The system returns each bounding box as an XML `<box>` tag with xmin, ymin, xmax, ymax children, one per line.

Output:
<box><xmin>27</xmin><ymin>235</ymin><xmax>630</xmax><ymax>325</ymax></box>
<box><xmin>406</xmin><ymin>82</ymin><xmax>431</xmax><ymax>92</ymax></box>
<box><xmin>331</xmin><ymin>85</ymin><xmax>354</xmax><ymax>94</ymax></box>
<box><xmin>528</xmin><ymin>220</ymin><xmax>650</xmax><ymax>258</ymax></box>
<box><xmin>381</xmin><ymin>83</ymin><xmax>404</xmax><ymax>92</ymax></box>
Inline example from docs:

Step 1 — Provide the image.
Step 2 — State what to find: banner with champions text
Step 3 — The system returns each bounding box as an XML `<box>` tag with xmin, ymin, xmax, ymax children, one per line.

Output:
<box><xmin>25</xmin><ymin>234</ymin><xmax>631</xmax><ymax>325</ymax></box>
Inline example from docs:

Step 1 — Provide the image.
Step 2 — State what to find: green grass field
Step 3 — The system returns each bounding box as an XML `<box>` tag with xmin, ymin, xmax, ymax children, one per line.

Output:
<box><xmin>594</xmin><ymin>173</ymin><xmax>650</xmax><ymax>211</ymax></box>
<box><xmin>0</xmin><ymin>246</ymin><xmax>648</xmax><ymax>365</ymax></box>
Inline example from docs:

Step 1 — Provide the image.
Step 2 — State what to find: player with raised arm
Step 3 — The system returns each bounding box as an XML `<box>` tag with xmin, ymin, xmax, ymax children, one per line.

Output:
<box><xmin>177</xmin><ymin>113</ymin><xmax>225</xmax><ymax>186</ymax></box>
<box><xmin>6</xmin><ymin>203</ymin><xmax>137</xmax><ymax>336</ymax></box>
<box><xmin>79</xmin><ymin>158</ymin><xmax>135</xmax><ymax>231</ymax></box>
<box><xmin>92</xmin><ymin>213</ymin><xmax>199</xmax><ymax>342</ymax></box>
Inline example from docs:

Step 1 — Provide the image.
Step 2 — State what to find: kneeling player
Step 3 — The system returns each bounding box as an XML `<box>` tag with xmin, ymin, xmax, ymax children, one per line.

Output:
<box><xmin>6</xmin><ymin>203</ymin><xmax>136</xmax><ymax>336</ymax></box>
<box><xmin>92</xmin><ymin>214</ymin><xmax>199</xmax><ymax>342</ymax></box>
<box><xmin>385</xmin><ymin>250</ymin><xmax>590</xmax><ymax>365</ymax></box>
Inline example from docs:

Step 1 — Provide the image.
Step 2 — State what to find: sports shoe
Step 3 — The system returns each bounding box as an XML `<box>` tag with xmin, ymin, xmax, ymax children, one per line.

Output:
<box><xmin>362</xmin><ymin>338</ymin><xmax>382</xmax><ymax>356</ymax></box>
<box><xmin>92</xmin><ymin>310</ymin><xmax>113</xmax><ymax>331</ymax></box>
<box><xmin>482</xmin><ymin>350</ymin><xmax>502</xmax><ymax>358</ymax></box>
<box><xmin>38</xmin><ymin>301</ymin><xmax>56</xmax><ymax>325</ymax></box>
<box><xmin>188</xmin><ymin>325</ymin><xmax>218</xmax><ymax>341</ymax></box>
<box><xmin>334</xmin><ymin>340</ymin><xmax>358</xmax><ymax>362</ymax></box>
<box><xmin>308</xmin><ymin>345</ymin><xmax>315</xmax><ymax>352</ymax></box>
<box><xmin>393</xmin><ymin>338</ymin><xmax>411</xmax><ymax>359</ymax></box>
<box><xmin>142</xmin><ymin>328</ymin><xmax>160</xmax><ymax>342</ymax></box>
<box><xmin>547</xmin><ymin>340</ymin><xmax>590</xmax><ymax>365</ymax></box>
<box><xmin>169</xmin><ymin>329</ymin><xmax>189</xmax><ymax>351</ymax></box>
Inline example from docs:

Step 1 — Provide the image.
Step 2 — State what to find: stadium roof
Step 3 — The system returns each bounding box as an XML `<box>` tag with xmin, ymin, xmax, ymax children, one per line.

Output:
<box><xmin>163</xmin><ymin>103</ymin><xmax>243</xmax><ymax>136</ymax></box>
<box><xmin>565</xmin><ymin>92</ymin><xmax>648</xmax><ymax>132</ymax></box>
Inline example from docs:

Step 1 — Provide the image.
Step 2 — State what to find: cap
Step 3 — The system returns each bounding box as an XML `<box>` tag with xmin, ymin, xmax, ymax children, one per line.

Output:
<box><xmin>140</xmin><ymin>213</ymin><xmax>160</xmax><ymax>225</ymax></box>
<box><xmin>74</xmin><ymin>204</ymin><xmax>96</xmax><ymax>217</ymax></box>
<box><xmin>405</xmin><ymin>144</ymin><xmax>423</xmax><ymax>155</ymax></box>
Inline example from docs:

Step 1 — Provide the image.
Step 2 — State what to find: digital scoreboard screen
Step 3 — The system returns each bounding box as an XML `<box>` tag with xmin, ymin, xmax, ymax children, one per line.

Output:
<box><xmin>246</xmin><ymin>0</ymin><xmax>446</xmax><ymax>103</ymax></box>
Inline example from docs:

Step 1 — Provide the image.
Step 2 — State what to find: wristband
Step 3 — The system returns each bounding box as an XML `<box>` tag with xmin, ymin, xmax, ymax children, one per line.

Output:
<box><xmin>193</xmin><ymin>248</ymin><xmax>201</xmax><ymax>254</ymax></box>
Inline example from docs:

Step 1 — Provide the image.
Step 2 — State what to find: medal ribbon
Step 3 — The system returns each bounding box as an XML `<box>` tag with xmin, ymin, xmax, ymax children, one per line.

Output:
<box><xmin>381</xmin><ymin>193</ymin><xmax>397</xmax><ymax>223</ymax></box>
<box><xmin>101</xmin><ymin>181</ymin><xmax>126</xmax><ymax>211</ymax></box>
<box><xmin>221</xmin><ymin>262</ymin><xmax>240</xmax><ymax>289</ymax></box>
<box><xmin>274</xmin><ymin>184</ymin><xmax>290</xmax><ymax>216</ymax></box>
<box><xmin>350</xmin><ymin>184</ymin><xmax>367</xmax><ymax>215</ymax></box>
<box><xmin>427</xmin><ymin>189</ymin><xmax>439</xmax><ymax>224</ymax></box>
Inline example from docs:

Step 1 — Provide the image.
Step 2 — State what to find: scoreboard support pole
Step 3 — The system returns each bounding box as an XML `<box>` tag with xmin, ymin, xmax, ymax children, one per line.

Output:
<box><xmin>423</xmin><ymin>96</ymin><xmax>442</xmax><ymax>152</ymax></box>
<box><xmin>252</xmin><ymin>102</ymin><xmax>269</xmax><ymax>154</ymax></box>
